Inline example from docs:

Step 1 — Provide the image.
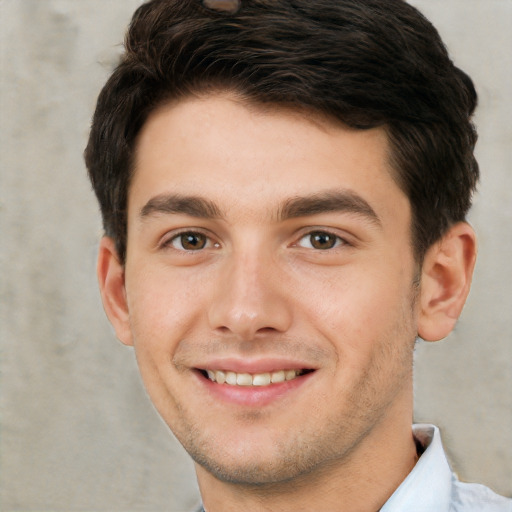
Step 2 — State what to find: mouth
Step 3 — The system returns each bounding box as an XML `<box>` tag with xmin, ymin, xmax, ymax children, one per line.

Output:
<box><xmin>199</xmin><ymin>368</ymin><xmax>314</xmax><ymax>387</ymax></box>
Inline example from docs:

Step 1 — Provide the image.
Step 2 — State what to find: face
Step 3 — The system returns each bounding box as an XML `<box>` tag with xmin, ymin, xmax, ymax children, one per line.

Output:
<box><xmin>121</xmin><ymin>94</ymin><xmax>419</xmax><ymax>485</ymax></box>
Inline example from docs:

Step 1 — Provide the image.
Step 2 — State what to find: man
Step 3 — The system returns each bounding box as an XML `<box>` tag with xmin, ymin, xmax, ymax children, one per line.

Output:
<box><xmin>84</xmin><ymin>0</ymin><xmax>511</xmax><ymax>510</ymax></box>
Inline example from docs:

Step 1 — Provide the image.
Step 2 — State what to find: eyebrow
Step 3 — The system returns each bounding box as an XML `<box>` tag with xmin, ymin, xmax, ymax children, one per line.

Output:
<box><xmin>139</xmin><ymin>189</ymin><xmax>381</xmax><ymax>227</ymax></box>
<box><xmin>277</xmin><ymin>190</ymin><xmax>381</xmax><ymax>226</ymax></box>
<box><xmin>140</xmin><ymin>194</ymin><xmax>223</xmax><ymax>219</ymax></box>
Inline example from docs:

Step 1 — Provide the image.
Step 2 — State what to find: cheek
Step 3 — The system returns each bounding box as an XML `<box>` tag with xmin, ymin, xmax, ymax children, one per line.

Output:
<box><xmin>299</xmin><ymin>264</ymin><xmax>415</xmax><ymax>357</ymax></box>
<box><xmin>125</xmin><ymin>265</ymin><xmax>205</xmax><ymax>351</ymax></box>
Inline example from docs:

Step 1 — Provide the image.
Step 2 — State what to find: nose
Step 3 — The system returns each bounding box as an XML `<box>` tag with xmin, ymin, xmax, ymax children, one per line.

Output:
<box><xmin>207</xmin><ymin>247</ymin><xmax>293</xmax><ymax>341</ymax></box>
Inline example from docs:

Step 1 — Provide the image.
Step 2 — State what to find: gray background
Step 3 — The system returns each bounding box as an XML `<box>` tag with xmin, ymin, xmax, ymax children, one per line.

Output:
<box><xmin>1</xmin><ymin>1</ymin><xmax>510</xmax><ymax>511</ymax></box>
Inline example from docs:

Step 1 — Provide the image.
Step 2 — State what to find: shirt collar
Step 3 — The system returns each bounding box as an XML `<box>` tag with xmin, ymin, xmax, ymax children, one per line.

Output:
<box><xmin>381</xmin><ymin>424</ymin><xmax>453</xmax><ymax>512</ymax></box>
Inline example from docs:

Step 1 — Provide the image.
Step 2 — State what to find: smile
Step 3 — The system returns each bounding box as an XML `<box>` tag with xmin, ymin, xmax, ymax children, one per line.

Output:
<box><xmin>203</xmin><ymin>369</ymin><xmax>310</xmax><ymax>386</ymax></box>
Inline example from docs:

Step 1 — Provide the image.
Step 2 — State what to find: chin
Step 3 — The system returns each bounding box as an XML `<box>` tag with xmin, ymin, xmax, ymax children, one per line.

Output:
<box><xmin>192</xmin><ymin>451</ymin><xmax>314</xmax><ymax>486</ymax></box>
<box><xmin>181</xmin><ymin>426</ymin><xmax>341</xmax><ymax>487</ymax></box>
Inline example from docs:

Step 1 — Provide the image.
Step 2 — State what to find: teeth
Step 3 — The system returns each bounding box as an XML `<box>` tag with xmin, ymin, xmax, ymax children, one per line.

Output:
<box><xmin>252</xmin><ymin>373</ymin><xmax>271</xmax><ymax>386</ymax></box>
<box><xmin>225</xmin><ymin>371</ymin><xmax>237</xmax><ymax>385</ymax></box>
<box><xmin>205</xmin><ymin>369</ymin><xmax>304</xmax><ymax>386</ymax></box>
<box><xmin>236</xmin><ymin>373</ymin><xmax>253</xmax><ymax>386</ymax></box>
<box><xmin>271</xmin><ymin>370</ymin><xmax>285</xmax><ymax>383</ymax></box>
<box><xmin>285</xmin><ymin>369</ymin><xmax>297</xmax><ymax>380</ymax></box>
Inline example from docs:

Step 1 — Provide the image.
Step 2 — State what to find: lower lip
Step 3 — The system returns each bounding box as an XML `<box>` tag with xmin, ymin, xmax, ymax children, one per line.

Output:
<box><xmin>196</xmin><ymin>371</ymin><xmax>315</xmax><ymax>407</ymax></box>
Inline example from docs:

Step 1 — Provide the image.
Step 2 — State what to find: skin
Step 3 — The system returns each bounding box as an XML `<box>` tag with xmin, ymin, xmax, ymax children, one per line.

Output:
<box><xmin>98</xmin><ymin>93</ymin><xmax>476</xmax><ymax>512</ymax></box>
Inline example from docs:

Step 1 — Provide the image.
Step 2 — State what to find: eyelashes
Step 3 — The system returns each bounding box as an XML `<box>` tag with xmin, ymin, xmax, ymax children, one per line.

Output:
<box><xmin>170</xmin><ymin>232</ymin><xmax>208</xmax><ymax>251</ymax></box>
<box><xmin>161</xmin><ymin>228</ymin><xmax>349</xmax><ymax>253</ymax></box>
<box><xmin>162</xmin><ymin>230</ymin><xmax>220</xmax><ymax>252</ymax></box>
<box><xmin>295</xmin><ymin>231</ymin><xmax>347</xmax><ymax>250</ymax></box>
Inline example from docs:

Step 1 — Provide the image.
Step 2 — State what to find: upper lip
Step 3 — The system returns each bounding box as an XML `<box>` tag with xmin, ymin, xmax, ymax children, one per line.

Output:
<box><xmin>194</xmin><ymin>357</ymin><xmax>317</xmax><ymax>374</ymax></box>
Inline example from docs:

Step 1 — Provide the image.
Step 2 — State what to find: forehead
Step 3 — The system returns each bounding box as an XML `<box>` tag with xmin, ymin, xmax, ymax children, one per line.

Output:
<box><xmin>129</xmin><ymin>93</ymin><xmax>409</xmax><ymax>224</ymax></box>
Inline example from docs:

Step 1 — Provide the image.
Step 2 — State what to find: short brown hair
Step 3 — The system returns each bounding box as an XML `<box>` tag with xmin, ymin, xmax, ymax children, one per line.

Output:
<box><xmin>85</xmin><ymin>0</ymin><xmax>478</xmax><ymax>263</ymax></box>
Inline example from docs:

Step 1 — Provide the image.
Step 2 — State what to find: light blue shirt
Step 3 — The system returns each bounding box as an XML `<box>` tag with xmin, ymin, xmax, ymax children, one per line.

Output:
<box><xmin>381</xmin><ymin>424</ymin><xmax>512</xmax><ymax>511</ymax></box>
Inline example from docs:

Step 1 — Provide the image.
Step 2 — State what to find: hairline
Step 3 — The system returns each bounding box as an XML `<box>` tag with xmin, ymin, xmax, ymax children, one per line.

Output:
<box><xmin>122</xmin><ymin>89</ymin><xmax>425</xmax><ymax>264</ymax></box>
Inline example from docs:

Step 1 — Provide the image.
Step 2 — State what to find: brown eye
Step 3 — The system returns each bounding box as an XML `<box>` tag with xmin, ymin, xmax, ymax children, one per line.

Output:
<box><xmin>298</xmin><ymin>231</ymin><xmax>342</xmax><ymax>250</ymax></box>
<box><xmin>310</xmin><ymin>232</ymin><xmax>337</xmax><ymax>249</ymax></box>
<box><xmin>172</xmin><ymin>232</ymin><xmax>208</xmax><ymax>251</ymax></box>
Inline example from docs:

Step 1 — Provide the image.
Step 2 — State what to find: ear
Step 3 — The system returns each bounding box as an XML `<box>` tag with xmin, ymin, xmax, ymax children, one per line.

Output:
<box><xmin>417</xmin><ymin>222</ymin><xmax>477</xmax><ymax>342</ymax></box>
<box><xmin>97</xmin><ymin>237</ymin><xmax>133</xmax><ymax>346</ymax></box>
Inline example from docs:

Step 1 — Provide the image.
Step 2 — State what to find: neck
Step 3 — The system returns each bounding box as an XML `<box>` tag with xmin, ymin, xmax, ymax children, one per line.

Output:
<box><xmin>196</xmin><ymin>410</ymin><xmax>418</xmax><ymax>512</ymax></box>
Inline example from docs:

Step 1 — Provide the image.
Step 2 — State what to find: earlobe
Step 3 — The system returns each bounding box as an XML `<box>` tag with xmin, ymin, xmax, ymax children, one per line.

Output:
<box><xmin>97</xmin><ymin>237</ymin><xmax>133</xmax><ymax>346</ymax></box>
<box><xmin>417</xmin><ymin>222</ymin><xmax>477</xmax><ymax>342</ymax></box>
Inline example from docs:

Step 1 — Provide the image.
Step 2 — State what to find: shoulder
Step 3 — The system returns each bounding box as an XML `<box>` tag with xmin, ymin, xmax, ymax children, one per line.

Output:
<box><xmin>450</xmin><ymin>479</ymin><xmax>512</xmax><ymax>512</ymax></box>
<box><xmin>405</xmin><ymin>425</ymin><xmax>512</xmax><ymax>512</ymax></box>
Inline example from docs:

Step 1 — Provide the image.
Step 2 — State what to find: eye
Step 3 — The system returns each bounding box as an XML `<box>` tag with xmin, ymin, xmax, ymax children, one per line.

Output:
<box><xmin>297</xmin><ymin>230</ymin><xmax>344</xmax><ymax>250</ymax></box>
<box><xmin>168</xmin><ymin>231</ymin><xmax>213</xmax><ymax>251</ymax></box>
